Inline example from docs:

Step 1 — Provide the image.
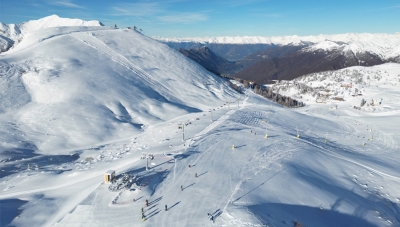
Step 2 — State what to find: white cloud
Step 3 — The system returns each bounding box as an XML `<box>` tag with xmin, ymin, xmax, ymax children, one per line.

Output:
<box><xmin>112</xmin><ymin>2</ymin><xmax>162</xmax><ymax>17</ymax></box>
<box><xmin>157</xmin><ymin>13</ymin><xmax>208</xmax><ymax>23</ymax></box>
<box><xmin>52</xmin><ymin>0</ymin><xmax>84</xmax><ymax>8</ymax></box>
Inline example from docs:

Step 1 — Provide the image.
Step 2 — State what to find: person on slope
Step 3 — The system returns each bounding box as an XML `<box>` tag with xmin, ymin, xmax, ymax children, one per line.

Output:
<box><xmin>145</xmin><ymin>199</ymin><xmax>149</xmax><ymax>207</ymax></box>
<box><xmin>208</xmin><ymin>213</ymin><xmax>214</xmax><ymax>223</ymax></box>
<box><xmin>165</xmin><ymin>204</ymin><xmax>168</xmax><ymax>211</ymax></box>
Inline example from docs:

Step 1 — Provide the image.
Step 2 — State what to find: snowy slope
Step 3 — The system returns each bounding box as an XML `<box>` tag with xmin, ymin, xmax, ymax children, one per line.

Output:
<box><xmin>0</xmin><ymin>15</ymin><xmax>103</xmax><ymax>53</ymax></box>
<box><xmin>155</xmin><ymin>33</ymin><xmax>400</xmax><ymax>60</ymax></box>
<box><xmin>0</xmin><ymin>26</ymin><xmax>238</xmax><ymax>155</ymax></box>
<box><xmin>0</xmin><ymin>17</ymin><xmax>400</xmax><ymax>227</ymax></box>
<box><xmin>1</xmin><ymin>84</ymin><xmax>400</xmax><ymax>227</ymax></box>
<box><xmin>274</xmin><ymin>63</ymin><xmax>400</xmax><ymax>110</ymax></box>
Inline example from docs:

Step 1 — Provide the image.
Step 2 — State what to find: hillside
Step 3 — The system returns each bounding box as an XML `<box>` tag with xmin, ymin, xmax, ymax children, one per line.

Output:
<box><xmin>179</xmin><ymin>46</ymin><xmax>242</xmax><ymax>76</ymax></box>
<box><xmin>235</xmin><ymin>45</ymin><xmax>306</xmax><ymax>70</ymax></box>
<box><xmin>2</xmin><ymin>73</ymin><xmax>400</xmax><ymax>226</ymax></box>
<box><xmin>234</xmin><ymin>46</ymin><xmax>386</xmax><ymax>84</ymax></box>
<box><xmin>161</xmin><ymin>42</ymin><xmax>275</xmax><ymax>61</ymax></box>
<box><xmin>0</xmin><ymin>15</ymin><xmax>103</xmax><ymax>53</ymax></box>
<box><xmin>0</xmin><ymin>25</ymin><xmax>238</xmax><ymax>155</ymax></box>
<box><xmin>270</xmin><ymin>63</ymin><xmax>400</xmax><ymax>107</ymax></box>
<box><xmin>1</xmin><ymin>16</ymin><xmax>400</xmax><ymax>227</ymax></box>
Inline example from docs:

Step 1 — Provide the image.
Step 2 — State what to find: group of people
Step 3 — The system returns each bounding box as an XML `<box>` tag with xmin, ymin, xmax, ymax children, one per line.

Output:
<box><xmin>141</xmin><ymin>163</ymin><xmax>214</xmax><ymax>222</ymax></box>
<box><xmin>141</xmin><ymin>199</ymin><xmax>168</xmax><ymax>221</ymax></box>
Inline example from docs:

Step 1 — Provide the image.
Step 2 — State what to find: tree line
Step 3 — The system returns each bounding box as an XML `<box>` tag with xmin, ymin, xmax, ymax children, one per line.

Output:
<box><xmin>226</xmin><ymin>76</ymin><xmax>305</xmax><ymax>108</ymax></box>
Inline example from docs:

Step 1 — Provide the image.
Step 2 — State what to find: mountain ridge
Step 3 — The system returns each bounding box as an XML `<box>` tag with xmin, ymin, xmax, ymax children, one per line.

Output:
<box><xmin>155</xmin><ymin>33</ymin><xmax>400</xmax><ymax>61</ymax></box>
<box><xmin>0</xmin><ymin>26</ymin><xmax>237</xmax><ymax>153</ymax></box>
<box><xmin>154</xmin><ymin>33</ymin><xmax>400</xmax><ymax>45</ymax></box>
<box><xmin>0</xmin><ymin>15</ymin><xmax>103</xmax><ymax>53</ymax></box>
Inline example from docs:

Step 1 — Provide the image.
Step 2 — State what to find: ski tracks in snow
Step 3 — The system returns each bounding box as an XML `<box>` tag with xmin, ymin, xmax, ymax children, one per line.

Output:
<box><xmin>69</xmin><ymin>32</ymin><xmax>181</xmax><ymax>105</ymax></box>
<box><xmin>297</xmin><ymin>135</ymin><xmax>400</xmax><ymax>181</ymax></box>
<box><xmin>185</xmin><ymin>96</ymin><xmax>249</xmax><ymax>148</ymax></box>
<box><xmin>188</xmin><ymin>109</ymin><xmax>236</xmax><ymax>146</ymax></box>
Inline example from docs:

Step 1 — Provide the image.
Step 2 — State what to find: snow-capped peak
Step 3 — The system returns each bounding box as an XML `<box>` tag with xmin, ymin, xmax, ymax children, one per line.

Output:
<box><xmin>0</xmin><ymin>15</ymin><xmax>104</xmax><ymax>52</ymax></box>
<box><xmin>307</xmin><ymin>40</ymin><xmax>342</xmax><ymax>51</ymax></box>
<box><xmin>1</xmin><ymin>15</ymin><xmax>103</xmax><ymax>38</ymax></box>
<box><xmin>154</xmin><ymin>33</ymin><xmax>400</xmax><ymax>45</ymax></box>
<box><xmin>19</xmin><ymin>15</ymin><xmax>103</xmax><ymax>35</ymax></box>
<box><xmin>155</xmin><ymin>33</ymin><xmax>400</xmax><ymax>60</ymax></box>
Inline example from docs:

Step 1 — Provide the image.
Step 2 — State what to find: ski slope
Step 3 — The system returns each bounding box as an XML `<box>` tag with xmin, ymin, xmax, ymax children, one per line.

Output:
<box><xmin>2</xmin><ymin>87</ymin><xmax>400</xmax><ymax>227</ymax></box>
<box><xmin>0</xmin><ymin>25</ymin><xmax>237</xmax><ymax>155</ymax></box>
<box><xmin>1</xmin><ymin>17</ymin><xmax>400</xmax><ymax>227</ymax></box>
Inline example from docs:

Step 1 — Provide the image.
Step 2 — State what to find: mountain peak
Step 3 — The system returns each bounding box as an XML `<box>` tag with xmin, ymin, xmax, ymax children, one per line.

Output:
<box><xmin>19</xmin><ymin>15</ymin><xmax>104</xmax><ymax>34</ymax></box>
<box><xmin>0</xmin><ymin>15</ymin><xmax>104</xmax><ymax>53</ymax></box>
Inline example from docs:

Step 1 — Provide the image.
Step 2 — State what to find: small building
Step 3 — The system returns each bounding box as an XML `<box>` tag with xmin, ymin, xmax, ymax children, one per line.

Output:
<box><xmin>341</xmin><ymin>83</ymin><xmax>352</xmax><ymax>88</ymax></box>
<box><xmin>104</xmin><ymin>170</ymin><xmax>115</xmax><ymax>183</ymax></box>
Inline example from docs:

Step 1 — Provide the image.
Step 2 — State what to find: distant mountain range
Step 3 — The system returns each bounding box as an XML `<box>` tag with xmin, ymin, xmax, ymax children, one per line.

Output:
<box><xmin>159</xmin><ymin>33</ymin><xmax>400</xmax><ymax>84</ymax></box>
<box><xmin>234</xmin><ymin>44</ymin><xmax>387</xmax><ymax>84</ymax></box>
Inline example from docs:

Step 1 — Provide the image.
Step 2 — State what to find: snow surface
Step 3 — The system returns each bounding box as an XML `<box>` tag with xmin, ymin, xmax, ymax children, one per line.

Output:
<box><xmin>0</xmin><ymin>20</ymin><xmax>400</xmax><ymax>227</ymax></box>
<box><xmin>0</xmin><ymin>15</ymin><xmax>103</xmax><ymax>53</ymax></box>
<box><xmin>154</xmin><ymin>33</ymin><xmax>400</xmax><ymax>60</ymax></box>
<box><xmin>0</xmin><ymin>26</ymin><xmax>239</xmax><ymax>155</ymax></box>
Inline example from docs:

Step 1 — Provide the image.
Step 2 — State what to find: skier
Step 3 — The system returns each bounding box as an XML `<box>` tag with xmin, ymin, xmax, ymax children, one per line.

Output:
<box><xmin>188</xmin><ymin>164</ymin><xmax>191</xmax><ymax>168</ymax></box>
<box><xmin>195</xmin><ymin>173</ymin><xmax>197</xmax><ymax>178</ymax></box>
<box><xmin>145</xmin><ymin>199</ymin><xmax>149</xmax><ymax>207</ymax></box>
<box><xmin>208</xmin><ymin>213</ymin><xmax>214</xmax><ymax>223</ymax></box>
<box><xmin>181</xmin><ymin>185</ymin><xmax>183</xmax><ymax>191</ymax></box>
<box><xmin>165</xmin><ymin>204</ymin><xmax>168</xmax><ymax>211</ymax></box>
<box><xmin>142</xmin><ymin>213</ymin><xmax>146</xmax><ymax>221</ymax></box>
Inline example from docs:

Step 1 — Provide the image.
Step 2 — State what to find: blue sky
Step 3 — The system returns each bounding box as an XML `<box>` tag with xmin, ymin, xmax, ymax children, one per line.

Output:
<box><xmin>1</xmin><ymin>0</ymin><xmax>400</xmax><ymax>37</ymax></box>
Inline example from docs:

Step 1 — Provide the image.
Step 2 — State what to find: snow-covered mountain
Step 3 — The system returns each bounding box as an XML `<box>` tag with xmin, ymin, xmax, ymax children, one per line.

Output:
<box><xmin>0</xmin><ymin>23</ymin><xmax>237</xmax><ymax>155</ymax></box>
<box><xmin>0</xmin><ymin>15</ymin><xmax>103</xmax><ymax>52</ymax></box>
<box><xmin>155</xmin><ymin>33</ymin><xmax>400</xmax><ymax>61</ymax></box>
<box><xmin>1</xmin><ymin>16</ymin><xmax>400</xmax><ymax>227</ymax></box>
<box><xmin>273</xmin><ymin>63</ymin><xmax>400</xmax><ymax>107</ymax></box>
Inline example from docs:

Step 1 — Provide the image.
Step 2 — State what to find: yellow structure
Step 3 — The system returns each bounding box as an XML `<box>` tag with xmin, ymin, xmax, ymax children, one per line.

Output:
<box><xmin>296</xmin><ymin>134</ymin><xmax>300</xmax><ymax>138</ymax></box>
<box><xmin>104</xmin><ymin>170</ymin><xmax>115</xmax><ymax>183</ymax></box>
<box><xmin>232</xmin><ymin>145</ymin><xmax>235</xmax><ymax>149</ymax></box>
<box><xmin>362</xmin><ymin>143</ymin><xmax>365</xmax><ymax>146</ymax></box>
<box><xmin>265</xmin><ymin>134</ymin><xmax>268</xmax><ymax>138</ymax></box>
